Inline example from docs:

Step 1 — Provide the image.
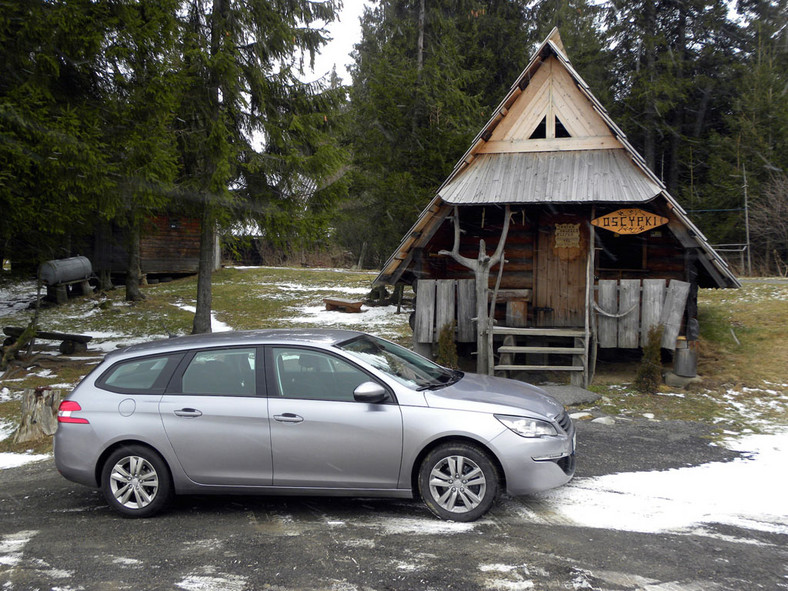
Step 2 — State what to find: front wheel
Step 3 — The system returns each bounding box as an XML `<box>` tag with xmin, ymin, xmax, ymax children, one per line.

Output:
<box><xmin>418</xmin><ymin>443</ymin><xmax>499</xmax><ymax>522</ymax></box>
<box><xmin>100</xmin><ymin>445</ymin><xmax>172</xmax><ymax>518</ymax></box>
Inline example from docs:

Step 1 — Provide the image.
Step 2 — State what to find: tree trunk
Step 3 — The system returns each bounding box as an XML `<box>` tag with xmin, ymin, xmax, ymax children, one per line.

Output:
<box><xmin>668</xmin><ymin>8</ymin><xmax>686</xmax><ymax>195</ymax></box>
<box><xmin>192</xmin><ymin>204</ymin><xmax>215</xmax><ymax>334</ymax></box>
<box><xmin>643</xmin><ymin>0</ymin><xmax>657</xmax><ymax>172</ymax></box>
<box><xmin>191</xmin><ymin>0</ymin><xmax>227</xmax><ymax>335</ymax></box>
<box><xmin>14</xmin><ymin>388</ymin><xmax>62</xmax><ymax>444</ymax></box>
<box><xmin>125</xmin><ymin>214</ymin><xmax>146</xmax><ymax>301</ymax></box>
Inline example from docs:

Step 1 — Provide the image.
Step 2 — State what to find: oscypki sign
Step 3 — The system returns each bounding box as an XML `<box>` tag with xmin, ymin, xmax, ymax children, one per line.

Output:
<box><xmin>591</xmin><ymin>208</ymin><xmax>668</xmax><ymax>235</ymax></box>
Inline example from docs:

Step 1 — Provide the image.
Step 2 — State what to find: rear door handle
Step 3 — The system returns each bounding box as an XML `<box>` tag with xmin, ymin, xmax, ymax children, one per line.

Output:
<box><xmin>174</xmin><ymin>408</ymin><xmax>203</xmax><ymax>418</ymax></box>
<box><xmin>274</xmin><ymin>413</ymin><xmax>304</xmax><ymax>424</ymax></box>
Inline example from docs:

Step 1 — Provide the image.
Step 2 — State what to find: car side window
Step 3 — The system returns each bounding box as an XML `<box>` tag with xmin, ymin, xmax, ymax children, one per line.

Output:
<box><xmin>180</xmin><ymin>348</ymin><xmax>257</xmax><ymax>396</ymax></box>
<box><xmin>98</xmin><ymin>353</ymin><xmax>184</xmax><ymax>394</ymax></box>
<box><xmin>272</xmin><ymin>348</ymin><xmax>371</xmax><ymax>402</ymax></box>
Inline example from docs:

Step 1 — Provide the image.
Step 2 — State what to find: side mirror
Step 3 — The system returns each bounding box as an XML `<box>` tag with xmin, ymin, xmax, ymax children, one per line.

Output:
<box><xmin>353</xmin><ymin>381</ymin><xmax>389</xmax><ymax>404</ymax></box>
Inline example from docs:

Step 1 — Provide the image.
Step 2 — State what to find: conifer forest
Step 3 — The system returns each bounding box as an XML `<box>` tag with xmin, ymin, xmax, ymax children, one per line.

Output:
<box><xmin>2</xmin><ymin>0</ymin><xmax>786</xmax><ymax>306</ymax></box>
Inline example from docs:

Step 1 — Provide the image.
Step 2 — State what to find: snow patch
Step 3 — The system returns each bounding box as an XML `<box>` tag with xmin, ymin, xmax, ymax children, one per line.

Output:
<box><xmin>0</xmin><ymin>452</ymin><xmax>50</xmax><ymax>470</ymax></box>
<box><xmin>0</xmin><ymin>530</ymin><xmax>37</xmax><ymax>567</ymax></box>
<box><xmin>173</xmin><ymin>304</ymin><xmax>232</xmax><ymax>332</ymax></box>
<box><xmin>527</xmin><ymin>430</ymin><xmax>788</xmax><ymax>537</ymax></box>
<box><xmin>176</xmin><ymin>574</ymin><xmax>247</xmax><ymax>591</ymax></box>
<box><xmin>0</xmin><ymin>419</ymin><xmax>14</xmax><ymax>442</ymax></box>
<box><xmin>373</xmin><ymin>517</ymin><xmax>477</xmax><ymax>535</ymax></box>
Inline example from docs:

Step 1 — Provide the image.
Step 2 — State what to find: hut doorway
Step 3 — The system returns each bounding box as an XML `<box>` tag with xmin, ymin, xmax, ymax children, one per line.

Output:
<box><xmin>534</xmin><ymin>212</ymin><xmax>588</xmax><ymax>328</ymax></box>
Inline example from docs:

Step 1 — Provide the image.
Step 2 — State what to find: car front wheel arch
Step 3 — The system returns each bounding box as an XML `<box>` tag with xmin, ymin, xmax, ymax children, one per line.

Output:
<box><xmin>416</xmin><ymin>440</ymin><xmax>502</xmax><ymax>522</ymax></box>
<box><xmin>411</xmin><ymin>437</ymin><xmax>505</xmax><ymax>493</ymax></box>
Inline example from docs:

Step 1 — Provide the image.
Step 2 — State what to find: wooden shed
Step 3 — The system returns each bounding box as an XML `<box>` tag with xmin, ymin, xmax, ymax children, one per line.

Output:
<box><xmin>90</xmin><ymin>214</ymin><xmax>220</xmax><ymax>277</ymax></box>
<box><xmin>374</xmin><ymin>29</ymin><xmax>739</xmax><ymax>386</ymax></box>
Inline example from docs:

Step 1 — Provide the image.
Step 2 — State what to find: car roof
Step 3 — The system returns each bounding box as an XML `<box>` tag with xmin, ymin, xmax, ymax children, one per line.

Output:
<box><xmin>107</xmin><ymin>328</ymin><xmax>367</xmax><ymax>360</ymax></box>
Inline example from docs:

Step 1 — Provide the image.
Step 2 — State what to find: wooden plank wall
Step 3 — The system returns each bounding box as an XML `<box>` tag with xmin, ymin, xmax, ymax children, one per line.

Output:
<box><xmin>596</xmin><ymin>279</ymin><xmax>690</xmax><ymax>349</ymax></box>
<box><xmin>422</xmin><ymin>206</ymin><xmax>535</xmax><ymax>290</ymax></box>
<box><xmin>414</xmin><ymin>279</ymin><xmax>476</xmax><ymax>344</ymax></box>
<box><xmin>140</xmin><ymin>216</ymin><xmax>202</xmax><ymax>274</ymax></box>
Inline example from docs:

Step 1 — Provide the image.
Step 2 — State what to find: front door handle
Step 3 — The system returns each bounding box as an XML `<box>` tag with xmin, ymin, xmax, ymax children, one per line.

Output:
<box><xmin>174</xmin><ymin>408</ymin><xmax>203</xmax><ymax>418</ymax></box>
<box><xmin>274</xmin><ymin>413</ymin><xmax>304</xmax><ymax>424</ymax></box>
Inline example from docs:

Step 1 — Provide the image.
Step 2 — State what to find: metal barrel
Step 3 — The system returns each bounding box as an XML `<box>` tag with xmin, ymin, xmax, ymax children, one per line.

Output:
<box><xmin>39</xmin><ymin>256</ymin><xmax>92</xmax><ymax>285</ymax></box>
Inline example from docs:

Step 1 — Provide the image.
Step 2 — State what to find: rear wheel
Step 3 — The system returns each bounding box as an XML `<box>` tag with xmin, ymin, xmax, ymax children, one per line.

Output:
<box><xmin>418</xmin><ymin>443</ymin><xmax>499</xmax><ymax>522</ymax></box>
<box><xmin>100</xmin><ymin>445</ymin><xmax>172</xmax><ymax>518</ymax></box>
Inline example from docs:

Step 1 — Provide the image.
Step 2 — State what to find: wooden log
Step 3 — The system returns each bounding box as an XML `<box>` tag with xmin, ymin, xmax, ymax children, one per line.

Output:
<box><xmin>414</xmin><ymin>279</ymin><xmax>436</xmax><ymax>343</ymax></box>
<box><xmin>660</xmin><ymin>280</ymin><xmax>691</xmax><ymax>348</ymax></box>
<box><xmin>596</xmin><ymin>280</ymin><xmax>618</xmax><ymax>348</ymax></box>
<box><xmin>14</xmin><ymin>388</ymin><xmax>62</xmax><ymax>444</ymax></box>
<box><xmin>323</xmin><ymin>298</ymin><xmax>364</xmax><ymax>313</ymax></box>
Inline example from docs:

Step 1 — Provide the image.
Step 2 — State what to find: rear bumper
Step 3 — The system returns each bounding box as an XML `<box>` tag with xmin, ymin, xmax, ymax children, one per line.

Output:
<box><xmin>54</xmin><ymin>426</ymin><xmax>102</xmax><ymax>488</ymax></box>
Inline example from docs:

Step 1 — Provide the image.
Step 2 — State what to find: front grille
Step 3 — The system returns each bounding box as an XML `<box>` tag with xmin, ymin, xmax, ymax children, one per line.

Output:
<box><xmin>556</xmin><ymin>410</ymin><xmax>572</xmax><ymax>434</ymax></box>
<box><xmin>557</xmin><ymin>453</ymin><xmax>576</xmax><ymax>476</ymax></box>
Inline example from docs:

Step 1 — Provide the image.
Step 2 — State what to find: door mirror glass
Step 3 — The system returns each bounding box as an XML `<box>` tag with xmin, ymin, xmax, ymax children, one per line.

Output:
<box><xmin>353</xmin><ymin>381</ymin><xmax>389</xmax><ymax>404</ymax></box>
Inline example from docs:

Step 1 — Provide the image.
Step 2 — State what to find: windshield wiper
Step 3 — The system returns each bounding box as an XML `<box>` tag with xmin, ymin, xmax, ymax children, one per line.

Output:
<box><xmin>416</xmin><ymin>369</ymin><xmax>464</xmax><ymax>391</ymax></box>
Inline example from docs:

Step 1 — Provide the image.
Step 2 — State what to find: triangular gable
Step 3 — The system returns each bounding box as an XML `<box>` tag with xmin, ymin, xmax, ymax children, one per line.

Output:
<box><xmin>479</xmin><ymin>55</ymin><xmax>617</xmax><ymax>154</ymax></box>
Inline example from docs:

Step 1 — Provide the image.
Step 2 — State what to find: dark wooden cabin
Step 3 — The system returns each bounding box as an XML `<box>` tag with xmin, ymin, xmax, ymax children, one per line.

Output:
<box><xmin>374</xmin><ymin>29</ymin><xmax>739</xmax><ymax>386</ymax></box>
<box><xmin>90</xmin><ymin>214</ymin><xmax>220</xmax><ymax>277</ymax></box>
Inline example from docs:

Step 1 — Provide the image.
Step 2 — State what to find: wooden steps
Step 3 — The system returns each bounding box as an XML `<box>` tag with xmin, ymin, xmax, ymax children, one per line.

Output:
<box><xmin>495</xmin><ymin>365</ymin><xmax>585</xmax><ymax>372</ymax></box>
<box><xmin>491</xmin><ymin>326</ymin><xmax>590</xmax><ymax>387</ymax></box>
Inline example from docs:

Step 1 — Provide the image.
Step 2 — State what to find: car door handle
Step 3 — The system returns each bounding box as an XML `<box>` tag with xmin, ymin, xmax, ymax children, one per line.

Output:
<box><xmin>274</xmin><ymin>413</ymin><xmax>304</xmax><ymax>424</ymax></box>
<box><xmin>174</xmin><ymin>408</ymin><xmax>203</xmax><ymax>418</ymax></box>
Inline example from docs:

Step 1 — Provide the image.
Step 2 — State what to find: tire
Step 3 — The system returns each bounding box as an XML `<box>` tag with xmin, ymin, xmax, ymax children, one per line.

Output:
<box><xmin>100</xmin><ymin>445</ymin><xmax>172</xmax><ymax>518</ymax></box>
<box><xmin>418</xmin><ymin>443</ymin><xmax>499</xmax><ymax>522</ymax></box>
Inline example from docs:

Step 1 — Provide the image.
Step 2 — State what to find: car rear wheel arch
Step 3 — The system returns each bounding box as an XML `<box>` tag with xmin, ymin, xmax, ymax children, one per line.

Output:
<box><xmin>410</xmin><ymin>436</ymin><xmax>506</xmax><ymax>496</ymax></box>
<box><xmin>95</xmin><ymin>440</ymin><xmax>173</xmax><ymax>490</ymax></box>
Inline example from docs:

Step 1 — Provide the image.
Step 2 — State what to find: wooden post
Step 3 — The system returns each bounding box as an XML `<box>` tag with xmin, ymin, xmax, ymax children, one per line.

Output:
<box><xmin>439</xmin><ymin>206</ymin><xmax>511</xmax><ymax>374</ymax></box>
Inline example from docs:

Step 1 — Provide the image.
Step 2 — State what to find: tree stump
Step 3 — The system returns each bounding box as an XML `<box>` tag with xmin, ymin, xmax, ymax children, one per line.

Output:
<box><xmin>14</xmin><ymin>388</ymin><xmax>62</xmax><ymax>444</ymax></box>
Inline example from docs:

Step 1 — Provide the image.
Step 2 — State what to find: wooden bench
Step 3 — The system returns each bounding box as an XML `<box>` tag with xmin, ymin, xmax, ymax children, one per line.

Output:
<box><xmin>323</xmin><ymin>298</ymin><xmax>364</xmax><ymax>313</ymax></box>
<box><xmin>3</xmin><ymin>326</ymin><xmax>92</xmax><ymax>354</ymax></box>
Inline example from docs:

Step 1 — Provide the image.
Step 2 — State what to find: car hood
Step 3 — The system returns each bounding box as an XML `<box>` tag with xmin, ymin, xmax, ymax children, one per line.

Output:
<box><xmin>423</xmin><ymin>373</ymin><xmax>564</xmax><ymax>419</ymax></box>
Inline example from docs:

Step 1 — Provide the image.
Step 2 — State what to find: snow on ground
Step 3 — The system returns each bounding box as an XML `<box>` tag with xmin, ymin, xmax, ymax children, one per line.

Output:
<box><xmin>0</xmin><ymin>452</ymin><xmax>50</xmax><ymax>470</ymax></box>
<box><xmin>0</xmin><ymin>280</ymin><xmax>38</xmax><ymax>318</ymax></box>
<box><xmin>284</xmin><ymin>303</ymin><xmax>411</xmax><ymax>341</ymax></box>
<box><xmin>0</xmin><ymin>419</ymin><xmax>14</xmax><ymax>441</ymax></box>
<box><xmin>526</xmin><ymin>429</ymin><xmax>788</xmax><ymax>539</ymax></box>
<box><xmin>81</xmin><ymin>330</ymin><xmax>170</xmax><ymax>353</ymax></box>
<box><xmin>0</xmin><ymin>414</ymin><xmax>50</xmax><ymax>470</ymax></box>
<box><xmin>172</xmin><ymin>303</ymin><xmax>232</xmax><ymax>332</ymax></box>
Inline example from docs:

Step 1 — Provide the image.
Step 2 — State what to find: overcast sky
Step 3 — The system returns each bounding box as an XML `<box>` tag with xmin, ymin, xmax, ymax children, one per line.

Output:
<box><xmin>307</xmin><ymin>1</ymin><xmax>374</xmax><ymax>82</ymax></box>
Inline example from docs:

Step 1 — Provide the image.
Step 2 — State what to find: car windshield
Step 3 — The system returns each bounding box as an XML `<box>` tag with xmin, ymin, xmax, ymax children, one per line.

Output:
<box><xmin>337</xmin><ymin>334</ymin><xmax>462</xmax><ymax>390</ymax></box>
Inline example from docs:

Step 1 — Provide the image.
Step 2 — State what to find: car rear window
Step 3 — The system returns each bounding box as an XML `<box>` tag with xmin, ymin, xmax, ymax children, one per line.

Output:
<box><xmin>98</xmin><ymin>353</ymin><xmax>184</xmax><ymax>393</ymax></box>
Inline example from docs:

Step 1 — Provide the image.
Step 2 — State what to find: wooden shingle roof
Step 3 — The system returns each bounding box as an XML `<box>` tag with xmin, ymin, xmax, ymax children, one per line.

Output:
<box><xmin>438</xmin><ymin>149</ymin><xmax>663</xmax><ymax>205</ymax></box>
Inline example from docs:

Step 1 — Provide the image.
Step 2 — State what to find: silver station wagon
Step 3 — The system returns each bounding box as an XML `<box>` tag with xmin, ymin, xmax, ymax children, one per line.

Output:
<box><xmin>54</xmin><ymin>329</ymin><xmax>575</xmax><ymax>521</ymax></box>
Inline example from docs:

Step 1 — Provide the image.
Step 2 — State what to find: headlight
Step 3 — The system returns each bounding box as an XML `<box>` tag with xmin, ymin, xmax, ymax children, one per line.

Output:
<box><xmin>495</xmin><ymin>414</ymin><xmax>557</xmax><ymax>438</ymax></box>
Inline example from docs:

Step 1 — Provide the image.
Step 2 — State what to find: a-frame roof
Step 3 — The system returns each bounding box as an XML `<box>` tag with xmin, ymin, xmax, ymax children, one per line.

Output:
<box><xmin>375</xmin><ymin>28</ymin><xmax>739</xmax><ymax>288</ymax></box>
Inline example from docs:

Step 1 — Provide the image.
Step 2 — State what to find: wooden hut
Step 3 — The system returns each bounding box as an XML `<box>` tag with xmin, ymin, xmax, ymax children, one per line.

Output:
<box><xmin>90</xmin><ymin>214</ymin><xmax>220</xmax><ymax>277</ymax></box>
<box><xmin>374</xmin><ymin>29</ymin><xmax>739</xmax><ymax>386</ymax></box>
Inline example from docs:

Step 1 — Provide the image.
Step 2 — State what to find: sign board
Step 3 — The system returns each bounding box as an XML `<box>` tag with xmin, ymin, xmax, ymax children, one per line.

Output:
<box><xmin>554</xmin><ymin>223</ymin><xmax>580</xmax><ymax>249</ymax></box>
<box><xmin>591</xmin><ymin>208</ymin><xmax>669</xmax><ymax>235</ymax></box>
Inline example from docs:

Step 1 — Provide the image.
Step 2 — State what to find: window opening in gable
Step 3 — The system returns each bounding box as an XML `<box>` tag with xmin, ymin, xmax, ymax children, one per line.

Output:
<box><xmin>529</xmin><ymin>116</ymin><xmax>547</xmax><ymax>139</ymax></box>
<box><xmin>555</xmin><ymin>116</ymin><xmax>571</xmax><ymax>138</ymax></box>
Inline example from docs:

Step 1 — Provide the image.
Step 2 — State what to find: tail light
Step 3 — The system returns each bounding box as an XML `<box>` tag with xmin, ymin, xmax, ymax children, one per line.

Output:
<box><xmin>58</xmin><ymin>400</ymin><xmax>89</xmax><ymax>424</ymax></box>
